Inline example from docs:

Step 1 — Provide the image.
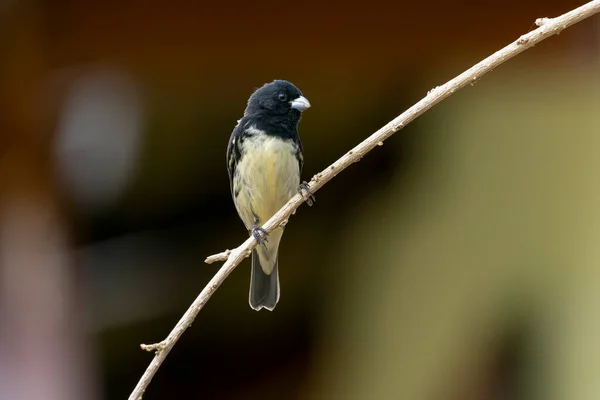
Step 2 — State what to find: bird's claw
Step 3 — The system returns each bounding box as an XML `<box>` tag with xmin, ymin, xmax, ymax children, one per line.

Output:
<box><xmin>252</xmin><ymin>225</ymin><xmax>269</xmax><ymax>250</ymax></box>
<box><xmin>298</xmin><ymin>181</ymin><xmax>316</xmax><ymax>206</ymax></box>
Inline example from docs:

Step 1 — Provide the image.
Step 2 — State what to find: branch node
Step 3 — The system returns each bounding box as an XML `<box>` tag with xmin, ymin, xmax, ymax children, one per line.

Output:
<box><xmin>535</xmin><ymin>17</ymin><xmax>551</xmax><ymax>26</ymax></box>
<box><xmin>427</xmin><ymin>86</ymin><xmax>441</xmax><ymax>95</ymax></box>
<box><xmin>141</xmin><ymin>341</ymin><xmax>166</xmax><ymax>353</ymax></box>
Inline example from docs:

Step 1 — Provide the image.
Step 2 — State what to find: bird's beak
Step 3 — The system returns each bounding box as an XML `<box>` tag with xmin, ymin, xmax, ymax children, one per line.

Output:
<box><xmin>290</xmin><ymin>96</ymin><xmax>311</xmax><ymax>111</ymax></box>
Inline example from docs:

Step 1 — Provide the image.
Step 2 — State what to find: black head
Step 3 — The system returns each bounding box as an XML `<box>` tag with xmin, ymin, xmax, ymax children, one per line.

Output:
<box><xmin>244</xmin><ymin>80</ymin><xmax>311</xmax><ymax>119</ymax></box>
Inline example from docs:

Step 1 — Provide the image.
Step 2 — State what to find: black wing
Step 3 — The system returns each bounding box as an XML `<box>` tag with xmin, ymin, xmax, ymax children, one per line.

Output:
<box><xmin>295</xmin><ymin>133</ymin><xmax>304</xmax><ymax>176</ymax></box>
<box><xmin>226</xmin><ymin>120</ymin><xmax>244</xmax><ymax>198</ymax></box>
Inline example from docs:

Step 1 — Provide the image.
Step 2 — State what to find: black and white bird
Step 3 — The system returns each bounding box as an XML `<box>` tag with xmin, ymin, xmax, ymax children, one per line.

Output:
<box><xmin>227</xmin><ymin>80</ymin><xmax>312</xmax><ymax>311</ymax></box>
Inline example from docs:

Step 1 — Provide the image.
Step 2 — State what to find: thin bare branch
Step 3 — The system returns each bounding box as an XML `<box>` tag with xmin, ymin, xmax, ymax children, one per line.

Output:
<box><xmin>129</xmin><ymin>1</ymin><xmax>600</xmax><ymax>398</ymax></box>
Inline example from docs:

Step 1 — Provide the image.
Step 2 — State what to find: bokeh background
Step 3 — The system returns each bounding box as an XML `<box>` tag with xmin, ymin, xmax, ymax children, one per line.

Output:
<box><xmin>1</xmin><ymin>1</ymin><xmax>600</xmax><ymax>399</ymax></box>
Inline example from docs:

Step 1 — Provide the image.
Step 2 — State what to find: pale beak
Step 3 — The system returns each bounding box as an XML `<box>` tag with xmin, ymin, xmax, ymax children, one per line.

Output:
<box><xmin>290</xmin><ymin>95</ymin><xmax>311</xmax><ymax>111</ymax></box>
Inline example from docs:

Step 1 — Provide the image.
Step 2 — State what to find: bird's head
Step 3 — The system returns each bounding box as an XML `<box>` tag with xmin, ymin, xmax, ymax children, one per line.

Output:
<box><xmin>245</xmin><ymin>80</ymin><xmax>311</xmax><ymax>119</ymax></box>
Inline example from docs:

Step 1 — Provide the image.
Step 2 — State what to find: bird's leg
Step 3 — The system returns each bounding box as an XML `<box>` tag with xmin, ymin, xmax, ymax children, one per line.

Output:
<box><xmin>297</xmin><ymin>181</ymin><xmax>316</xmax><ymax>206</ymax></box>
<box><xmin>251</xmin><ymin>224</ymin><xmax>269</xmax><ymax>250</ymax></box>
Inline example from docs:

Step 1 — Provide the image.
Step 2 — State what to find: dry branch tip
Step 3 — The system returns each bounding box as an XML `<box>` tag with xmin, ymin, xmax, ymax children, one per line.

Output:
<box><xmin>204</xmin><ymin>249</ymin><xmax>231</xmax><ymax>264</ymax></box>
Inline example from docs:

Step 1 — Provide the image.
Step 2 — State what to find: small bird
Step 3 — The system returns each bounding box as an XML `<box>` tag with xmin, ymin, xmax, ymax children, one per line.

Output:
<box><xmin>227</xmin><ymin>80</ymin><xmax>313</xmax><ymax>311</ymax></box>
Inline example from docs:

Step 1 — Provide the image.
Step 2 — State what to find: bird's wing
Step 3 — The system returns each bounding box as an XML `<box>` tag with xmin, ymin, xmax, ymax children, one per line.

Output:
<box><xmin>226</xmin><ymin>120</ymin><xmax>243</xmax><ymax>198</ymax></box>
<box><xmin>295</xmin><ymin>134</ymin><xmax>304</xmax><ymax>174</ymax></box>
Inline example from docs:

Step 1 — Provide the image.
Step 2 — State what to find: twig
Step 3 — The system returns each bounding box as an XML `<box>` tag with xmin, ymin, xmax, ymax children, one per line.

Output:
<box><xmin>129</xmin><ymin>1</ymin><xmax>600</xmax><ymax>398</ymax></box>
<box><xmin>204</xmin><ymin>249</ymin><xmax>231</xmax><ymax>264</ymax></box>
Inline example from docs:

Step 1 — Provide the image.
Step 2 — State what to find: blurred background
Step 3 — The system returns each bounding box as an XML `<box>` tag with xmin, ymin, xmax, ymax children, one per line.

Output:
<box><xmin>1</xmin><ymin>1</ymin><xmax>600</xmax><ymax>399</ymax></box>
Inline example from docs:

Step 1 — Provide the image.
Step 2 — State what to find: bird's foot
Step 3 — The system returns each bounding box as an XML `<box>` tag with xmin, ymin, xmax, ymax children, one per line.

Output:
<box><xmin>298</xmin><ymin>181</ymin><xmax>316</xmax><ymax>206</ymax></box>
<box><xmin>252</xmin><ymin>225</ymin><xmax>269</xmax><ymax>250</ymax></box>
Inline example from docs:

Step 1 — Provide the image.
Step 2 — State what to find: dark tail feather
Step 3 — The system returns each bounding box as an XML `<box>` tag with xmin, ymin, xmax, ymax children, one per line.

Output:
<box><xmin>249</xmin><ymin>249</ymin><xmax>279</xmax><ymax>311</ymax></box>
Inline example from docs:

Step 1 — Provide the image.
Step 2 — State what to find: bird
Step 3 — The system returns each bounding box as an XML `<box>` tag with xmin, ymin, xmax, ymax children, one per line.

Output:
<box><xmin>227</xmin><ymin>80</ymin><xmax>313</xmax><ymax>311</ymax></box>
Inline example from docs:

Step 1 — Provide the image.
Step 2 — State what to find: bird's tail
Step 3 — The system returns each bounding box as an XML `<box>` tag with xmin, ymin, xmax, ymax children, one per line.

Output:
<box><xmin>249</xmin><ymin>249</ymin><xmax>280</xmax><ymax>311</ymax></box>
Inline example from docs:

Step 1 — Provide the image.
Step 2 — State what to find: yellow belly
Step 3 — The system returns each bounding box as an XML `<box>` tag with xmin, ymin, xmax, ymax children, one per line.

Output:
<box><xmin>233</xmin><ymin>134</ymin><xmax>300</xmax><ymax>273</ymax></box>
<box><xmin>233</xmin><ymin>134</ymin><xmax>300</xmax><ymax>228</ymax></box>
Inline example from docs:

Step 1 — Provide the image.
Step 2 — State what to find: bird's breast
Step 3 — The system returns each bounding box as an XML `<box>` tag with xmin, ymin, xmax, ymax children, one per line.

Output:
<box><xmin>234</xmin><ymin>133</ymin><xmax>300</xmax><ymax>227</ymax></box>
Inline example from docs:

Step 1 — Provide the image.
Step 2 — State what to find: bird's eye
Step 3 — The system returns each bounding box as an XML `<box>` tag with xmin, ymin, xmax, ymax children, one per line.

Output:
<box><xmin>278</xmin><ymin>93</ymin><xmax>287</xmax><ymax>101</ymax></box>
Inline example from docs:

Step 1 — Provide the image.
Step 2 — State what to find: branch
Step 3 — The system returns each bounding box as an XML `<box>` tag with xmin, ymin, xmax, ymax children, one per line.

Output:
<box><xmin>129</xmin><ymin>1</ymin><xmax>600</xmax><ymax>398</ymax></box>
<box><xmin>204</xmin><ymin>249</ymin><xmax>231</xmax><ymax>264</ymax></box>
